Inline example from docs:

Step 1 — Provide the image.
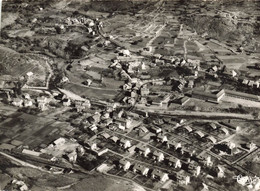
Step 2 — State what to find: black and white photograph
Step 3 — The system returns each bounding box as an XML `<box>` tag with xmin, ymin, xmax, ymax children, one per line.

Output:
<box><xmin>0</xmin><ymin>0</ymin><xmax>259</xmax><ymax>190</ymax></box>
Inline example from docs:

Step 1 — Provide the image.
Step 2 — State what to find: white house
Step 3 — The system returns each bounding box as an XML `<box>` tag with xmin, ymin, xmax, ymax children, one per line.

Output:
<box><xmin>119</xmin><ymin>159</ymin><xmax>131</xmax><ymax>171</ymax></box>
<box><xmin>153</xmin><ymin>151</ymin><xmax>164</xmax><ymax>162</ymax></box>
<box><xmin>120</xmin><ymin>139</ymin><xmax>131</xmax><ymax>149</ymax></box>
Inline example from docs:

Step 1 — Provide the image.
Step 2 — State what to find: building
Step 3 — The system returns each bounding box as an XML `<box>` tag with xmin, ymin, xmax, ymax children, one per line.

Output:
<box><xmin>150</xmin><ymin>126</ymin><xmax>162</xmax><ymax>134</ymax></box>
<box><xmin>183</xmin><ymin>125</ymin><xmax>193</xmax><ymax>133</ymax></box>
<box><xmin>75</xmin><ymin>100</ymin><xmax>91</xmax><ymax>112</ymax></box>
<box><xmin>151</xmin><ymin>169</ymin><xmax>169</xmax><ymax>182</ymax></box>
<box><xmin>136</xmin><ymin>144</ymin><xmax>150</xmax><ymax>157</ymax></box>
<box><xmin>167</xmin><ymin>140</ymin><xmax>182</xmax><ymax>150</ymax></box>
<box><xmin>206</xmin><ymin>135</ymin><xmax>217</xmax><ymax>144</ymax></box>
<box><xmin>153</xmin><ymin>150</ymin><xmax>164</xmax><ymax>162</ymax></box>
<box><xmin>127</xmin><ymin>145</ymin><xmax>136</xmax><ymax>154</ymax></box>
<box><xmin>180</xmin><ymin>96</ymin><xmax>190</xmax><ymax>106</ymax></box>
<box><xmin>168</xmin><ymin>156</ymin><xmax>182</xmax><ymax>168</ymax></box>
<box><xmin>67</xmin><ymin>151</ymin><xmax>77</xmax><ymax>163</ymax></box>
<box><xmin>84</xmin><ymin>141</ymin><xmax>97</xmax><ymax>150</ymax></box>
<box><xmin>219</xmin><ymin>127</ymin><xmax>229</xmax><ymax>135</ymax></box>
<box><xmin>119</xmin><ymin>159</ymin><xmax>131</xmax><ymax>171</ymax></box>
<box><xmin>223</xmin><ymin>89</ymin><xmax>260</xmax><ymax>102</ymax></box>
<box><xmin>133</xmin><ymin>164</ymin><xmax>149</xmax><ymax>176</ymax></box>
<box><xmin>192</xmin><ymin>89</ymin><xmax>225</xmax><ymax>103</ymax></box>
<box><xmin>176</xmin><ymin>172</ymin><xmax>190</xmax><ymax>185</ymax></box>
<box><xmin>37</xmin><ymin>96</ymin><xmax>48</xmax><ymax>110</ymax></box>
<box><xmin>110</xmin><ymin>136</ymin><xmax>119</xmax><ymax>143</ymax></box>
<box><xmin>120</xmin><ymin>139</ymin><xmax>131</xmax><ymax>149</ymax></box>
<box><xmin>12</xmin><ymin>98</ymin><xmax>23</xmax><ymax>107</ymax></box>
<box><xmin>24</xmin><ymin>100</ymin><xmax>33</xmax><ymax>107</ymax></box>
<box><xmin>140</xmin><ymin>86</ymin><xmax>150</xmax><ymax>96</ymax></box>
<box><xmin>194</xmin><ymin>130</ymin><xmax>205</xmax><ymax>139</ymax></box>
<box><xmin>209</xmin><ymin>123</ymin><xmax>217</xmax><ymax>130</ymax></box>
<box><xmin>100</xmin><ymin>132</ymin><xmax>110</xmax><ymax>139</ymax></box>
<box><xmin>157</xmin><ymin>134</ymin><xmax>168</xmax><ymax>143</ymax></box>
<box><xmin>63</xmin><ymin>98</ymin><xmax>71</xmax><ymax>106</ymax></box>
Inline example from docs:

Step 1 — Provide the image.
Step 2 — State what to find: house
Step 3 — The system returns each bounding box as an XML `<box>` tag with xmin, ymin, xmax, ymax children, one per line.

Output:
<box><xmin>114</xmin><ymin>118</ymin><xmax>132</xmax><ymax>129</ymax></box>
<box><xmin>154</xmin><ymin>54</ymin><xmax>162</xmax><ymax>59</ymax></box>
<box><xmin>150</xmin><ymin>126</ymin><xmax>162</xmax><ymax>134</ymax></box>
<box><xmin>139</xmin><ymin>126</ymin><xmax>149</xmax><ymax>134</ymax></box>
<box><xmin>219</xmin><ymin>127</ymin><xmax>229</xmax><ymax>135</ymax></box>
<box><xmin>66</xmin><ymin>151</ymin><xmax>77</xmax><ymax>163</ymax></box>
<box><xmin>96</xmin><ymin>148</ymin><xmax>108</xmax><ymax>156</ymax></box>
<box><xmin>119</xmin><ymin>159</ymin><xmax>131</xmax><ymax>171</ymax></box>
<box><xmin>206</xmin><ymin>135</ymin><xmax>217</xmax><ymax>144</ymax></box>
<box><xmin>140</xmin><ymin>86</ymin><xmax>150</xmax><ymax>96</ymax></box>
<box><xmin>194</xmin><ymin>130</ymin><xmax>205</xmax><ymax>138</ymax></box>
<box><xmin>206</xmin><ymin>155</ymin><xmax>213</xmax><ymax>167</ymax></box>
<box><xmin>194</xmin><ymin>165</ymin><xmax>201</xmax><ymax>177</ymax></box>
<box><xmin>12</xmin><ymin>98</ymin><xmax>23</xmax><ymax>107</ymax></box>
<box><xmin>63</xmin><ymin>98</ymin><xmax>71</xmax><ymax>106</ymax></box>
<box><xmin>24</xmin><ymin>100</ymin><xmax>33</xmax><ymax>107</ymax></box>
<box><xmin>180</xmin><ymin>147</ymin><xmax>197</xmax><ymax>157</ymax></box>
<box><xmin>176</xmin><ymin>173</ymin><xmax>190</xmax><ymax>185</ymax></box>
<box><xmin>254</xmin><ymin>81</ymin><xmax>260</xmax><ymax>88</ymax></box>
<box><xmin>120</xmin><ymin>138</ymin><xmax>131</xmax><ymax>149</ymax></box>
<box><xmin>151</xmin><ymin>169</ymin><xmax>169</xmax><ymax>182</ymax></box>
<box><xmin>217</xmin><ymin>166</ymin><xmax>225</xmax><ymax>178</ymax></box>
<box><xmin>26</xmin><ymin>71</ymin><xmax>34</xmax><ymax>77</ymax></box>
<box><xmin>241</xmin><ymin>142</ymin><xmax>257</xmax><ymax>151</ymax></box>
<box><xmin>133</xmin><ymin>164</ymin><xmax>149</xmax><ymax>176</ymax></box>
<box><xmin>88</xmin><ymin>113</ymin><xmax>101</xmax><ymax>124</ymax></box>
<box><xmin>110</xmin><ymin>136</ymin><xmax>119</xmax><ymax>143</ymax></box>
<box><xmin>75</xmin><ymin>100</ymin><xmax>91</xmax><ymax>112</ymax></box>
<box><xmin>100</xmin><ymin>132</ymin><xmax>110</xmax><ymax>139</ymax></box>
<box><xmin>153</xmin><ymin>150</ymin><xmax>164</xmax><ymax>162</ymax></box>
<box><xmin>157</xmin><ymin>134</ymin><xmax>168</xmax><ymax>143</ymax></box>
<box><xmin>23</xmin><ymin>93</ymin><xmax>31</xmax><ymax>100</ymax></box>
<box><xmin>84</xmin><ymin>140</ymin><xmax>97</xmax><ymax>150</ymax></box>
<box><xmin>248</xmin><ymin>80</ymin><xmax>254</xmax><ymax>87</ymax></box>
<box><xmin>114</xmin><ymin>122</ymin><xmax>125</xmax><ymax>131</ymax></box>
<box><xmin>136</xmin><ymin>144</ymin><xmax>150</xmax><ymax>157</ymax></box>
<box><xmin>37</xmin><ymin>96</ymin><xmax>48</xmax><ymax>110</ymax></box>
<box><xmin>54</xmin><ymin>137</ymin><xmax>66</xmax><ymax>145</ymax></box>
<box><xmin>168</xmin><ymin>156</ymin><xmax>182</xmax><ymax>168</ymax></box>
<box><xmin>183</xmin><ymin>125</ymin><xmax>193</xmax><ymax>133</ymax></box>
<box><xmin>167</xmin><ymin>140</ymin><xmax>182</xmax><ymax>150</ymax></box>
<box><xmin>88</xmin><ymin>124</ymin><xmax>98</xmax><ymax>132</ymax></box>
<box><xmin>127</xmin><ymin>145</ymin><xmax>136</xmax><ymax>154</ymax></box>
<box><xmin>188</xmin><ymin>80</ymin><xmax>194</xmax><ymax>88</ymax></box>
<box><xmin>209</xmin><ymin>123</ymin><xmax>217</xmax><ymax>130</ymax></box>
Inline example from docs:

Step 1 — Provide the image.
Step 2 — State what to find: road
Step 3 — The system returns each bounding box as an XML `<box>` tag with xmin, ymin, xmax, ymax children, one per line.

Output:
<box><xmin>135</xmin><ymin>109</ymin><xmax>254</xmax><ymax>120</ymax></box>
<box><xmin>0</xmin><ymin>151</ymin><xmax>50</xmax><ymax>173</ymax></box>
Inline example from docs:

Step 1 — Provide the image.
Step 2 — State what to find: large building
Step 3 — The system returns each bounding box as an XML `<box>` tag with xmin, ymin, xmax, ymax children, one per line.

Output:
<box><xmin>192</xmin><ymin>89</ymin><xmax>225</xmax><ymax>103</ymax></box>
<box><xmin>192</xmin><ymin>89</ymin><xmax>260</xmax><ymax>103</ymax></box>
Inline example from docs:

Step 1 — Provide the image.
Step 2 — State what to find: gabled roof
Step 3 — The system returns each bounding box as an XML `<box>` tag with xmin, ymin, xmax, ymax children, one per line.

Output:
<box><xmin>207</xmin><ymin>135</ymin><xmax>217</xmax><ymax>144</ymax></box>
<box><xmin>168</xmin><ymin>156</ymin><xmax>179</xmax><ymax>163</ymax></box>
<box><xmin>100</xmin><ymin>132</ymin><xmax>110</xmax><ymax>139</ymax></box>
<box><xmin>110</xmin><ymin>136</ymin><xmax>119</xmax><ymax>143</ymax></box>
<box><xmin>194</xmin><ymin>130</ymin><xmax>205</xmax><ymax>138</ymax></box>
<box><xmin>119</xmin><ymin>158</ymin><xmax>130</xmax><ymax>166</ymax></box>
<box><xmin>133</xmin><ymin>164</ymin><xmax>149</xmax><ymax>172</ymax></box>
<box><xmin>183</xmin><ymin>125</ymin><xmax>193</xmax><ymax>132</ymax></box>
<box><xmin>153</xmin><ymin>150</ymin><xmax>163</xmax><ymax>157</ymax></box>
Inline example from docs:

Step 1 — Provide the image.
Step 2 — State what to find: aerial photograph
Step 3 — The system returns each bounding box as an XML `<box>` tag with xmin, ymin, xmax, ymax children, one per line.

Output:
<box><xmin>0</xmin><ymin>0</ymin><xmax>259</xmax><ymax>190</ymax></box>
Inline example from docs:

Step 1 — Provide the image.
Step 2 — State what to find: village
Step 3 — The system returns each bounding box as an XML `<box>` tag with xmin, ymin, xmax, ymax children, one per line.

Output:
<box><xmin>0</xmin><ymin>0</ymin><xmax>260</xmax><ymax>191</ymax></box>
